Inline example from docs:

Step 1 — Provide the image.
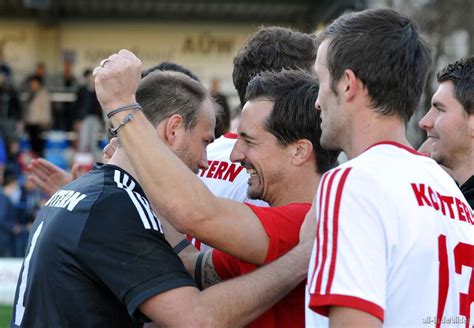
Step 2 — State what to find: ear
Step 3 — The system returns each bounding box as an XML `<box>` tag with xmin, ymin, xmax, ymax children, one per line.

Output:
<box><xmin>164</xmin><ymin>114</ymin><xmax>185</xmax><ymax>146</ymax></box>
<box><xmin>290</xmin><ymin>139</ymin><xmax>314</xmax><ymax>166</ymax></box>
<box><xmin>468</xmin><ymin>114</ymin><xmax>474</xmax><ymax>138</ymax></box>
<box><xmin>341</xmin><ymin>69</ymin><xmax>363</xmax><ymax>102</ymax></box>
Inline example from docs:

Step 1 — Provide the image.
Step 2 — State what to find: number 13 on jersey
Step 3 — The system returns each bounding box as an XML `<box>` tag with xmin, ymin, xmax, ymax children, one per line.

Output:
<box><xmin>437</xmin><ymin>234</ymin><xmax>474</xmax><ymax>328</ymax></box>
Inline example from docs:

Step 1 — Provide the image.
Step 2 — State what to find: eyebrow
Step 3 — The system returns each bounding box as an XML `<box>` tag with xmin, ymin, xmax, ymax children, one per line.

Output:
<box><xmin>239</xmin><ymin>131</ymin><xmax>256</xmax><ymax>140</ymax></box>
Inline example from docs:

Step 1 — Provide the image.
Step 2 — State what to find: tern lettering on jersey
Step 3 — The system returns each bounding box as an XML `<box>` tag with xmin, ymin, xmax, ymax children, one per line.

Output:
<box><xmin>411</xmin><ymin>183</ymin><xmax>473</xmax><ymax>225</ymax></box>
<box><xmin>199</xmin><ymin>160</ymin><xmax>244</xmax><ymax>182</ymax></box>
<box><xmin>44</xmin><ymin>189</ymin><xmax>87</xmax><ymax>211</ymax></box>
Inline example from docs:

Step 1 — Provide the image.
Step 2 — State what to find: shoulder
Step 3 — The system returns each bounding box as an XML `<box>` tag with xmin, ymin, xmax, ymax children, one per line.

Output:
<box><xmin>83</xmin><ymin>166</ymin><xmax>162</xmax><ymax>233</ymax></box>
<box><xmin>320</xmin><ymin>144</ymin><xmax>429</xmax><ymax>194</ymax></box>
<box><xmin>246</xmin><ymin>203</ymin><xmax>311</xmax><ymax>222</ymax></box>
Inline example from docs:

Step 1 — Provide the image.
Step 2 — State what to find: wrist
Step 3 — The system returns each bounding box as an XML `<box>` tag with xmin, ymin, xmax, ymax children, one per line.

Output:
<box><xmin>290</xmin><ymin>242</ymin><xmax>312</xmax><ymax>280</ymax></box>
<box><xmin>108</xmin><ymin>107</ymin><xmax>143</xmax><ymax>137</ymax></box>
<box><xmin>102</xmin><ymin>97</ymin><xmax>138</xmax><ymax>114</ymax></box>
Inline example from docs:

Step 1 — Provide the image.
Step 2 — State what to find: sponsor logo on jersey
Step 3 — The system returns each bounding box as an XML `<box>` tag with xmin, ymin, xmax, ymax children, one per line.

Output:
<box><xmin>411</xmin><ymin>183</ymin><xmax>473</xmax><ymax>225</ymax></box>
<box><xmin>44</xmin><ymin>189</ymin><xmax>87</xmax><ymax>211</ymax></box>
<box><xmin>199</xmin><ymin>160</ymin><xmax>244</xmax><ymax>182</ymax></box>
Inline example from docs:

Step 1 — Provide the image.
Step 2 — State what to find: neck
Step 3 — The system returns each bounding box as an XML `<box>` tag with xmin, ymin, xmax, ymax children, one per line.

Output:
<box><xmin>107</xmin><ymin>148</ymin><xmax>139</xmax><ymax>181</ymax></box>
<box><xmin>449</xmin><ymin>151</ymin><xmax>474</xmax><ymax>185</ymax></box>
<box><xmin>345</xmin><ymin>111</ymin><xmax>410</xmax><ymax>159</ymax></box>
<box><xmin>267</xmin><ymin>168</ymin><xmax>320</xmax><ymax>206</ymax></box>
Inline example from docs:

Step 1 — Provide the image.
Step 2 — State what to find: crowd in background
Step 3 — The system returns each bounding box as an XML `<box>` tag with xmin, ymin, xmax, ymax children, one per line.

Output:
<box><xmin>0</xmin><ymin>58</ymin><xmax>86</xmax><ymax>257</ymax></box>
<box><xmin>0</xmin><ymin>54</ymin><xmax>232</xmax><ymax>258</ymax></box>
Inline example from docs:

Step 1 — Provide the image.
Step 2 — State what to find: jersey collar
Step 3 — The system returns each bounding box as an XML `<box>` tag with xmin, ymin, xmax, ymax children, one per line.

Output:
<box><xmin>365</xmin><ymin>141</ymin><xmax>429</xmax><ymax>157</ymax></box>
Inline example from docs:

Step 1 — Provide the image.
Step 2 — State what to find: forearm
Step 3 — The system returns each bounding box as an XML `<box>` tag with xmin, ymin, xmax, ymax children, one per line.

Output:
<box><xmin>113</xmin><ymin>112</ymin><xmax>267</xmax><ymax>265</ymax></box>
<box><xmin>110</xmin><ymin>110</ymin><xmax>216</xmax><ymax>232</ymax></box>
<box><xmin>169</xmin><ymin>243</ymin><xmax>221</xmax><ymax>290</ymax></box>
<box><xmin>197</xmin><ymin>240</ymin><xmax>311</xmax><ymax>327</ymax></box>
<box><xmin>154</xmin><ymin>207</ymin><xmax>203</xmax><ymax>280</ymax></box>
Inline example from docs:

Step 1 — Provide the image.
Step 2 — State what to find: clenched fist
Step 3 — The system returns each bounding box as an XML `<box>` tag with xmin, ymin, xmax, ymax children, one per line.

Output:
<box><xmin>93</xmin><ymin>49</ymin><xmax>142</xmax><ymax>114</ymax></box>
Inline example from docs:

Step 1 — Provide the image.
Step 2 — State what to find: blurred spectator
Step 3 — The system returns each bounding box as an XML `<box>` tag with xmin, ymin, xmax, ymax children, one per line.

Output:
<box><xmin>53</xmin><ymin>60</ymin><xmax>78</xmax><ymax>131</ymax></box>
<box><xmin>210</xmin><ymin>78</ymin><xmax>230</xmax><ymax>138</ymax></box>
<box><xmin>0</xmin><ymin>70</ymin><xmax>22</xmax><ymax>142</ymax></box>
<box><xmin>0</xmin><ymin>186</ymin><xmax>16</xmax><ymax>257</ymax></box>
<box><xmin>5</xmin><ymin>138</ymin><xmax>22</xmax><ymax>177</ymax></box>
<box><xmin>1</xmin><ymin>169</ymin><xmax>37</xmax><ymax>257</ymax></box>
<box><xmin>76</xmin><ymin>69</ymin><xmax>103</xmax><ymax>155</ymax></box>
<box><xmin>0</xmin><ymin>49</ymin><xmax>13</xmax><ymax>85</ymax></box>
<box><xmin>26</xmin><ymin>62</ymin><xmax>47</xmax><ymax>86</ymax></box>
<box><xmin>0</xmin><ymin>137</ymin><xmax>5</xmax><ymax>186</ymax></box>
<box><xmin>62</xmin><ymin>60</ymin><xmax>77</xmax><ymax>89</ymax></box>
<box><xmin>3</xmin><ymin>170</ymin><xmax>40</xmax><ymax>256</ymax></box>
<box><xmin>24</xmin><ymin>76</ymin><xmax>52</xmax><ymax>156</ymax></box>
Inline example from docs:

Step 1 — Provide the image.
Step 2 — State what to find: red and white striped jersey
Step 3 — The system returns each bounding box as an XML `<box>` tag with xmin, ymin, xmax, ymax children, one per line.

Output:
<box><xmin>306</xmin><ymin>142</ymin><xmax>474</xmax><ymax>327</ymax></box>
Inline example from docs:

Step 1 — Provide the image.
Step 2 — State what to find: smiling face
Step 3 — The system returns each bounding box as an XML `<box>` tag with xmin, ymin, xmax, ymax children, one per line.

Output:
<box><xmin>419</xmin><ymin>81</ymin><xmax>473</xmax><ymax>170</ymax></box>
<box><xmin>313</xmin><ymin>39</ymin><xmax>347</xmax><ymax>152</ymax></box>
<box><xmin>229</xmin><ymin>99</ymin><xmax>290</xmax><ymax>204</ymax></box>
<box><xmin>173</xmin><ymin>100</ymin><xmax>216</xmax><ymax>174</ymax></box>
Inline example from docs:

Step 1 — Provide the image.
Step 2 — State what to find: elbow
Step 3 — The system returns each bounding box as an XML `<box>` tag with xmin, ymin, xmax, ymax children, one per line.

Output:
<box><xmin>188</xmin><ymin>304</ymin><xmax>221</xmax><ymax>328</ymax></box>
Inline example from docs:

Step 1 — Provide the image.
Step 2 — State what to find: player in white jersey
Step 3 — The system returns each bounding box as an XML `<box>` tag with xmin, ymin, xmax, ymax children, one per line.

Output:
<box><xmin>307</xmin><ymin>143</ymin><xmax>473</xmax><ymax>327</ymax></box>
<box><xmin>305</xmin><ymin>8</ymin><xmax>473</xmax><ymax>327</ymax></box>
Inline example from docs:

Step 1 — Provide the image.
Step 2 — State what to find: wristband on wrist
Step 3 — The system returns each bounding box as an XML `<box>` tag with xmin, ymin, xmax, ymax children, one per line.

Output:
<box><xmin>195</xmin><ymin>252</ymin><xmax>204</xmax><ymax>290</ymax></box>
<box><xmin>106</xmin><ymin>103</ymin><xmax>142</xmax><ymax>119</ymax></box>
<box><xmin>108</xmin><ymin>107</ymin><xmax>141</xmax><ymax>136</ymax></box>
<box><xmin>173</xmin><ymin>239</ymin><xmax>192</xmax><ymax>254</ymax></box>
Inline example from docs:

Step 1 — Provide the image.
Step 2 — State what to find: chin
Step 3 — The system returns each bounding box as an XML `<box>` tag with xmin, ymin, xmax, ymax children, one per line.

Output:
<box><xmin>320</xmin><ymin>137</ymin><xmax>337</xmax><ymax>151</ymax></box>
<box><xmin>247</xmin><ymin>189</ymin><xmax>263</xmax><ymax>200</ymax></box>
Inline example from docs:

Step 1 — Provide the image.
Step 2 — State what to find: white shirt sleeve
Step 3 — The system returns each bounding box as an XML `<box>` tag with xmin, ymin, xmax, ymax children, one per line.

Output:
<box><xmin>307</xmin><ymin>166</ymin><xmax>388</xmax><ymax>322</ymax></box>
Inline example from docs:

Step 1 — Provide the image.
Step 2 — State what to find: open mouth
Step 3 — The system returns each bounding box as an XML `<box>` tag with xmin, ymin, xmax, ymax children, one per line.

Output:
<box><xmin>246</xmin><ymin>168</ymin><xmax>258</xmax><ymax>177</ymax></box>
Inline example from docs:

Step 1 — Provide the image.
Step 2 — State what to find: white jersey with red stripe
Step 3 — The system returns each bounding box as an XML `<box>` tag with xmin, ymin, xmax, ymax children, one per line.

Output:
<box><xmin>306</xmin><ymin>142</ymin><xmax>474</xmax><ymax>327</ymax></box>
<box><xmin>192</xmin><ymin>133</ymin><xmax>267</xmax><ymax>251</ymax></box>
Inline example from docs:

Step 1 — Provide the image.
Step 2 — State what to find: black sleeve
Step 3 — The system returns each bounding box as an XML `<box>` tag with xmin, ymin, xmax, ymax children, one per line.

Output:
<box><xmin>77</xmin><ymin>189</ymin><xmax>196</xmax><ymax>322</ymax></box>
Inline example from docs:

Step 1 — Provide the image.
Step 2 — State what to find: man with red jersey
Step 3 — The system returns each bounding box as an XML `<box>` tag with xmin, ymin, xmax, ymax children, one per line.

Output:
<box><xmin>94</xmin><ymin>51</ymin><xmax>338</xmax><ymax>327</ymax></box>
<box><xmin>194</xmin><ymin>26</ymin><xmax>320</xmax><ymax>251</ymax></box>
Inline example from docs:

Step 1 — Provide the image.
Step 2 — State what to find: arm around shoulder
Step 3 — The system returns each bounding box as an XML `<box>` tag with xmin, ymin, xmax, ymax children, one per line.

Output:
<box><xmin>140</xmin><ymin>237</ymin><xmax>312</xmax><ymax>327</ymax></box>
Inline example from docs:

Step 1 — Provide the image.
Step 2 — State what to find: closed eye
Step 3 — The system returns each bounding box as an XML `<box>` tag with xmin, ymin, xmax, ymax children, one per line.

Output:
<box><xmin>433</xmin><ymin>102</ymin><xmax>446</xmax><ymax>113</ymax></box>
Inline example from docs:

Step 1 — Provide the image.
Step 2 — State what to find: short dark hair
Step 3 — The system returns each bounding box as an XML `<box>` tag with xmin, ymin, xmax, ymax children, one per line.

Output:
<box><xmin>137</xmin><ymin>71</ymin><xmax>210</xmax><ymax>130</ymax></box>
<box><xmin>233</xmin><ymin>26</ymin><xmax>317</xmax><ymax>107</ymax></box>
<box><xmin>318</xmin><ymin>8</ymin><xmax>432</xmax><ymax>122</ymax></box>
<box><xmin>245</xmin><ymin>69</ymin><xmax>339</xmax><ymax>174</ymax></box>
<box><xmin>437</xmin><ymin>56</ymin><xmax>473</xmax><ymax>115</ymax></box>
<box><xmin>142</xmin><ymin>61</ymin><xmax>200</xmax><ymax>82</ymax></box>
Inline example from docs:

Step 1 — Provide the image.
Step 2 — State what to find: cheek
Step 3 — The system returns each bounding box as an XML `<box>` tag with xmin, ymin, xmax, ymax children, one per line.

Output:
<box><xmin>434</xmin><ymin>116</ymin><xmax>455</xmax><ymax>137</ymax></box>
<box><xmin>195</xmin><ymin>143</ymin><xmax>207</xmax><ymax>160</ymax></box>
<box><xmin>318</xmin><ymin>87</ymin><xmax>328</xmax><ymax>101</ymax></box>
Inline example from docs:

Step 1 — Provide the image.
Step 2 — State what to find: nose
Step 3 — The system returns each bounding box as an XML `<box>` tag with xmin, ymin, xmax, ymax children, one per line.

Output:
<box><xmin>315</xmin><ymin>96</ymin><xmax>321</xmax><ymax>111</ymax></box>
<box><xmin>198</xmin><ymin>149</ymin><xmax>209</xmax><ymax>171</ymax></box>
<box><xmin>230</xmin><ymin>139</ymin><xmax>245</xmax><ymax>163</ymax></box>
<box><xmin>419</xmin><ymin>108</ymin><xmax>434</xmax><ymax>130</ymax></box>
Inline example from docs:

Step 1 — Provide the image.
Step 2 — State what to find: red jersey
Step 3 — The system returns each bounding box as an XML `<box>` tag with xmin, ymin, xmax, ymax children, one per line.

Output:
<box><xmin>212</xmin><ymin>203</ymin><xmax>311</xmax><ymax>328</ymax></box>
